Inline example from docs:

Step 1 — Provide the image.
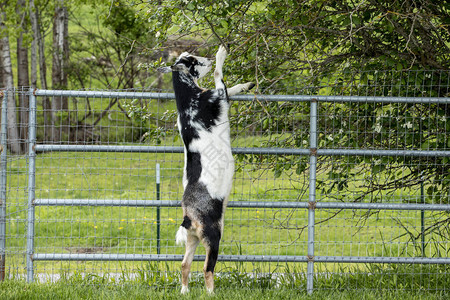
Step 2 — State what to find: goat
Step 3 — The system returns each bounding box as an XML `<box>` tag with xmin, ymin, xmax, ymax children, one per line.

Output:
<box><xmin>158</xmin><ymin>46</ymin><xmax>254</xmax><ymax>294</ymax></box>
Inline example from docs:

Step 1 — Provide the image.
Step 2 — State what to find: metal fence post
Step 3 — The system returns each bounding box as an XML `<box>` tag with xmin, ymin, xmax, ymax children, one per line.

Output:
<box><xmin>156</xmin><ymin>163</ymin><xmax>161</xmax><ymax>255</ymax></box>
<box><xmin>421</xmin><ymin>177</ymin><xmax>425</xmax><ymax>257</ymax></box>
<box><xmin>26</xmin><ymin>88</ymin><xmax>37</xmax><ymax>282</ymax></box>
<box><xmin>307</xmin><ymin>99</ymin><xmax>318</xmax><ymax>295</ymax></box>
<box><xmin>0</xmin><ymin>90</ymin><xmax>7</xmax><ymax>281</ymax></box>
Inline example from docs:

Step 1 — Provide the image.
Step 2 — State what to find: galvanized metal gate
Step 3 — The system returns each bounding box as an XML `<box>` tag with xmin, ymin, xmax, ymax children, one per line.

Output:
<box><xmin>1</xmin><ymin>87</ymin><xmax>450</xmax><ymax>293</ymax></box>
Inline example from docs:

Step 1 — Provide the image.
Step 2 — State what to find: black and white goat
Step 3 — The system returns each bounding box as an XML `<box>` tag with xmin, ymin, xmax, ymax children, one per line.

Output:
<box><xmin>158</xmin><ymin>46</ymin><xmax>254</xmax><ymax>294</ymax></box>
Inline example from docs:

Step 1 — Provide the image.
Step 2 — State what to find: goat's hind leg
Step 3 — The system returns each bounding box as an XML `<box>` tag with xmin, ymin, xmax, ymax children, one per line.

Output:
<box><xmin>202</xmin><ymin>226</ymin><xmax>221</xmax><ymax>294</ymax></box>
<box><xmin>181</xmin><ymin>234</ymin><xmax>200</xmax><ymax>294</ymax></box>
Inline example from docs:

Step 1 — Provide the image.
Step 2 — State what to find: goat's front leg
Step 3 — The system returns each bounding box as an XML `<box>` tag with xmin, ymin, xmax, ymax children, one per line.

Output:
<box><xmin>227</xmin><ymin>82</ymin><xmax>255</xmax><ymax>96</ymax></box>
<box><xmin>214</xmin><ymin>45</ymin><xmax>227</xmax><ymax>90</ymax></box>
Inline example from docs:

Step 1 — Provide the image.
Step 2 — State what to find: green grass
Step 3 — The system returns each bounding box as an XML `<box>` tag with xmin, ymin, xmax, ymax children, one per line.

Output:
<box><xmin>0</xmin><ymin>283</ymin><xmax>445</xmax><ymax>300</ymax></box>
<box><xmin>1</xmin><ymin>263</ymin><xmax>449</xmax><ymax>299</ymax></box>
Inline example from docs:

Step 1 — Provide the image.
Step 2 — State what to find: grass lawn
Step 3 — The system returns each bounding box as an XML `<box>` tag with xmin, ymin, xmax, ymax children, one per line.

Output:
<box><xmin>1</xmin><ymin>267</ymin><xmax>449</xmax><ymax>300</ymax></box>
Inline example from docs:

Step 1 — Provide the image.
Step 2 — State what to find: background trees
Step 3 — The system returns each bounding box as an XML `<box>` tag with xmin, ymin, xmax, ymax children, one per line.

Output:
<box><xmin>69</xmin><ymin>0</ymin><xmax>156</xmax><ymax>89</ymax></box>
<box><xmin>1</xmin><ymin>1</ymin><xmax>448</xmax><ymax>97</ymax></box>
<box><xmin>0</xmin><ymin>1</ymin><xmax>21</xmax><ymax>154</ymax></box>
<box><xmin>143</xmin><ymin>0</ymin><xmax>449</xmax><ymax>89</ymax></box>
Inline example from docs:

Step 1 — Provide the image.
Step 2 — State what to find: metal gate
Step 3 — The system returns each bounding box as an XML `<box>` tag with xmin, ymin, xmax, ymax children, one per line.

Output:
<box><xmin>1</xmin><ymin>81</ymin><xmax>449</xmax><ymax>293</ymax></box>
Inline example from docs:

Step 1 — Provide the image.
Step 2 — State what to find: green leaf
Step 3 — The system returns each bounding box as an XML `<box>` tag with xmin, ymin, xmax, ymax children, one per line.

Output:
<box><xmin>295</xmin><ymin>162</ymin><xmax>306</xmax><ymax>175</ymax></box>
<box><xmin>220</xmin><ymin>20</ymin><xmax>229</xmax><ymax>30</ymax></box>
<box><xmin>352</xmin><ymin>16</ymin><xmax>361</xmax><ymax>25</ymax></box>
<box><xmin>421</xmin><ymin>141</ymin><xmax>430</xmax><ymax>150</ymax></box>
<box><xmin>262</xmin><ymin>118</ymin><xmax>269</xmax><ymax>130</ymax></box>
<box><xmin>372</xmin><ymin>164</ymin><xmax>385</xmax><ymax>174</ymax></box>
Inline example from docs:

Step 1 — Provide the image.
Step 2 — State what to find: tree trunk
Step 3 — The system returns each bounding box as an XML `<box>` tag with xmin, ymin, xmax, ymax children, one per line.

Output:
<box><xmin>29</xmin><ymin>0</ymin><xmax>38</xmax><ymax>88</ymax></box>
<box><xmin>17</xmin><ymin>0</ymin><xmax>29</xmax><ymax>152</ymax></box>
<box><xmin>0</xmin><ymin>42</ymin><xmax>3</xmax><ymax>88</ymax></box>
<box><xmin>51</xmin><ymin>0</ymin><xmax>69</xmax><ymax>142</ymax></box>
<box><xmin>0</xmin><ymin>29</ymin><xmax>21</xmax><ymax>154</ymax></box>
<box><xmin>38</xmin><ymin>6</ymin><xmax>51</xmax><ymax>141</ymax></box>
<box><xmin>52</xmin><ymin>0</ymin><xmax>69</xmax><ymax>95</ymax></box>
<box><xmin>36</xmin><ymin>6</ymin><xmax>47</xmax><ymax>91</ymax></box>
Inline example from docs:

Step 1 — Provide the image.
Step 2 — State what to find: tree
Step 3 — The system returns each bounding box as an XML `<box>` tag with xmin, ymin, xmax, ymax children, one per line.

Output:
<box><xmin>0</xmin><ymin>42</ymin><xmax>3</xmax><ymax>86</ymax></box>
<box><xmin>35</xmin><ymin>0</ymin><xmax>49</xmax><ymax>92</ymax></box>
<box><xmin>142</xmin><ymin>0</ymin><xmax>450</xmax><ymax>253</ymax></box>
<box><xmin>29</xmin><ymin>0</ymin><xmax>38</xmax><ymax>88</ymax></box>
<box><xmin>32</xmin><ymin>0</ymin><xmax>52</xmax><ymax>141</ymax></box>
<box><xmin>17</xmin><ymin>0</ymin><xmax>29</xmax><ymax>152</ymax></box>
<box><xmin>70</xmin><ymin>1</ymin><xmax>156</xmax><ymax>89</ymax></box>
<box><xmin>0</xmin><ymin>3</ymin><xmax>21</xmax><ymax>154</ymax></box>
<box><xmin>144</xmin><ymin>0</ymin><xmax>449</xmax><ymax>88</ymax></box>
<box><xmin>52</xmin><ymin>0</ymin><xmax>69</xmax><ymax>93</ymax></box>
<box><xmin>50</xmin><ymin>0</ymin><xmax>69</xmax><ymax>142</ymax></box>
<box><xmin>66</xmin><ymin>1</ymin><xmax>160</xmax><ymax>142</ymax></box>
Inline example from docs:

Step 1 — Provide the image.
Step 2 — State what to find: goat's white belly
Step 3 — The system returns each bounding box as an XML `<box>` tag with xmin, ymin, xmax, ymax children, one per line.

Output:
<box><xmin>189</xmin><ymin>127</ymin><xmax>234</xmax><ymax>200</ymax></box>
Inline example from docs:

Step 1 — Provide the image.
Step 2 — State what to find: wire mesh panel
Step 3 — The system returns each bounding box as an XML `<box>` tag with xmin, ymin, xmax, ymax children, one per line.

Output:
<box><xmin>32</xmin><ymin>91</ymin><xmax>182</xmax><ymax>280</ymax></box>
<box><xmin>0</xmin><ymin>70</ymin><xmax>449</xmax><ymax>293</ymax></box>
<box><xmin>311</xmin><ymin>70</ymin><xmax>450</xmax><ymax>293</ymax></box>
<box><xmin>0</xmin><ymin>88</ymin><xmax>31</xmax><ymax>279</ymax></box>
<box><xmin>26</xmin><ymin>89</ymin><xmax>313</xmax><ymax>283</ymax></box>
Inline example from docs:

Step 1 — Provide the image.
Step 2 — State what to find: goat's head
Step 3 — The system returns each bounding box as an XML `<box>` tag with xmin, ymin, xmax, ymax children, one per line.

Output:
<box><xmin>158</xmin><ymin>52</ymin><xmax>212</xmax><ymax>80</ymax></box>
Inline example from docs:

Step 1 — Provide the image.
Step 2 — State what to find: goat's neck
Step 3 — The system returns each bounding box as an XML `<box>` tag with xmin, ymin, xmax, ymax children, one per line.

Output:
<box><xmin>172</xmin><ymin>71</ymin><xmax>203</xmax><ymax>112</ymax></box>
<box><xmin>173</xmin><ymin>71</ymin><xmax>201</xmax><ymax>92</ymax></box>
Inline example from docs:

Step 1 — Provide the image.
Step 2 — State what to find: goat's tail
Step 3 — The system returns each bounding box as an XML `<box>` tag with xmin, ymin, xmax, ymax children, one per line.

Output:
<box><xmin>175</xmin><ymin>226</ymin><xmax>187</xmax><ymax>245</ymax></box>
<box><xmin>175</xmin><ymin>216</ymin><xmax>192</xmax><ymax>245</ymax></box>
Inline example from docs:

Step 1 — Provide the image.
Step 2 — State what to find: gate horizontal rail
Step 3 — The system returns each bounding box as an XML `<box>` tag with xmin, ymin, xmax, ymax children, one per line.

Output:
<box><xmin>34</xmin><ymin>144</ymin><xmax>450</xmax><ymax>157</ymax></box>
<box><xmin>32</xmin><ymin>253</ymin><xmax>450</xmax><ymax>264</ymax></box>
<box><xmin>34</xmin><ymin>145</ymin><xmax>310</xmax><ymax>156</ymax></box>
<box><xmin>33</xmin><ymin>198</ymin><xmax>450</xmax><ymax>211</ymax></box>
<box><xmin>34</xmin><ymin>89</ymin><xmax>450</xmax><ymax>104</ymax></box>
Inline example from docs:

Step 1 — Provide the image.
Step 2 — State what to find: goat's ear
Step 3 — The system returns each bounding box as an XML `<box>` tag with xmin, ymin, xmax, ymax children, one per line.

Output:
<box><xmin>157</xmin><ymin>67</ymin><xmax>172</xmax><ymax>73</ymax></box>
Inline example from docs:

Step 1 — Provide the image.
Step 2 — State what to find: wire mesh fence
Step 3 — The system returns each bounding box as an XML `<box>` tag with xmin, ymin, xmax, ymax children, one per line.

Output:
<box><xmin>0</xmin><ymin>70</ymin><xmax>450</xmax><ymax>293</ymax></box>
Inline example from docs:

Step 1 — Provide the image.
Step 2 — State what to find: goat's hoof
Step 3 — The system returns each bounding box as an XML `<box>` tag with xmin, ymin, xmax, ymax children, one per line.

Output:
<box><xmin>246</xmin><ymin>82</ymin><xmax>255</xmax><ymax>91</ymax></box>
<box><xmin>216</xmin><ymin>45</ymin><xmax>227</xmax><ymax>61</ymax></box>
<box><xmin>181</xmin><ymin>285</ymin><xmax>189</xmax><ymax>294</ymax></box>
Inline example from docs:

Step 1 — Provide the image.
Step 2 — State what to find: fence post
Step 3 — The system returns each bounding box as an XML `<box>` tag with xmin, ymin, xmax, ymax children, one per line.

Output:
<box><xmin>0</xmin><ymin>90</ymin><xmax>7</xmax><ymax>281</ymax></box>
<box><xmin>307</xmin><ymin>99</ymin><xmax>318</xmax><ymax>295</ymax></box>
<box><xmin>26</xmin><ymin>88</ymin><xmax>37</xmax><ymax>282</ymax></box>
<box><xmin>421</xmin><ymin>177</ymin><xmax>425</xmax><ymax>257</ymax></box>
<box><xmin>156</xmin><ymin>163</ymin><xmax>161</xmax><ymax>255</ymax></box>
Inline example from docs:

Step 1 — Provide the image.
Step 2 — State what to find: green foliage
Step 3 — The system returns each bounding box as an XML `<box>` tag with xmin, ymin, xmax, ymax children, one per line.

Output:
<box><xmin>316</xmin><ymin>263</ymin><xmax>450</xmax><ymax>293</ymax></box>
<box><xmin>69</xmin><ymin>1</ymin><xmax>157</xmax><ymax>89</ymax></box>
<box><xmin>102</xmin><ymin>1</ymin><xmax>145</xmax><ymax>38</ymax></box>
<box><xmin>143</xmin><ymin>0</ymin><xmax>450</xmax><ymax>89</ymax></box>
<box><xmin>121</xmin><ymin>99</ymin><xmax>178</xmax><ymax>144</ymax></box>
